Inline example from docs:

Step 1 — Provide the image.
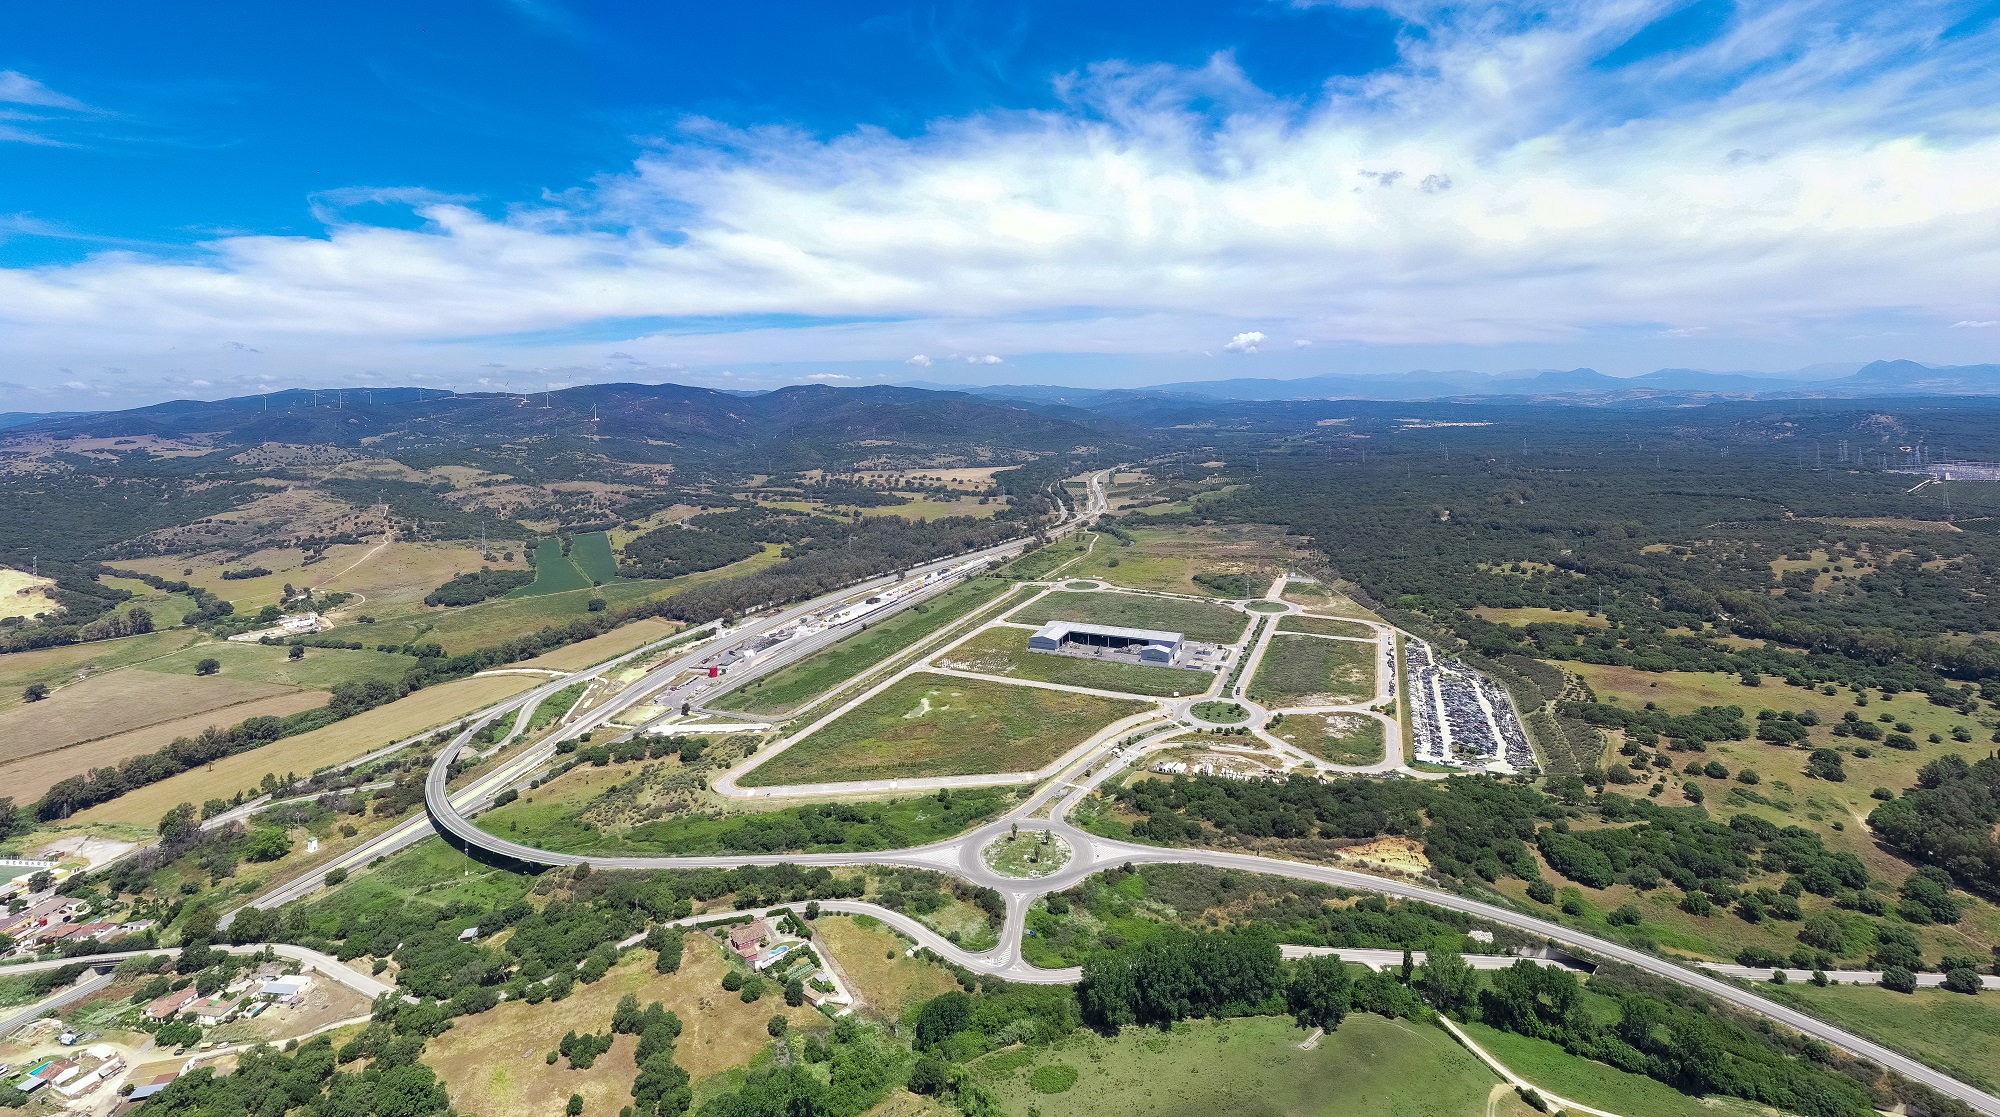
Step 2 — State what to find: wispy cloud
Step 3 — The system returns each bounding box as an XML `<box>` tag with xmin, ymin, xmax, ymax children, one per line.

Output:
<box><xmin>5</xmin><ymin>1</ymin><xmax>2000</xmax><ymax>395</ymax></box>
<box><xmin>0</xmin><ymin>71</ymin><xmax>88</xmax><ymax>111</ymax></box>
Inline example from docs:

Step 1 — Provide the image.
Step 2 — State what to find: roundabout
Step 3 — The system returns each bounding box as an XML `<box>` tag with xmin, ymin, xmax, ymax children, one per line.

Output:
<box><xmin>981</xmin><ymin>827</ymin><xmax>1073</xmax><ymax>878</ymax></box>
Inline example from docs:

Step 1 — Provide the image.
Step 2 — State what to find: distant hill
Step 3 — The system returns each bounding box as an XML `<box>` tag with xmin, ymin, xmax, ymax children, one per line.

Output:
<box><xmin>0</xmin><ymin>411</ymin><xmax>89</xmax><ymax>431</ymax></box>
<box><xmin>2</xmin><ymin>383</ymin><xmax>1126</xmax><ymax>466</ymax></box>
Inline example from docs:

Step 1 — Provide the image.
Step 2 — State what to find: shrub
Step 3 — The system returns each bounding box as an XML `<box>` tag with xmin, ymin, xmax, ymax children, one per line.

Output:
<box><xmin>1941</xmin><ymin>967</ymin><xmax>1983</xmax><ymax>995</ymax></box>
<box><xmin>1880</xmin><ymin>966</ymin><xmax>1918</xmax><ymax>994</ymax></box>
<box><xmin>1028</xmin><ymin>1064</ymin><xmax>1081</xmax><ymax>1094</ymax></box>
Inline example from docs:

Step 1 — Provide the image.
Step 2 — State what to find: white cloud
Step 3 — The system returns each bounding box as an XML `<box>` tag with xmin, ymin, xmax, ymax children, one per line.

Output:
<box><xmin>1950</xmin><ymin>320</ymin><xmax>1997</xmax><ymax>329</ymax></box>
<box><xmin>966</xmin><ymin>354</ymin><xmax>1003</xmax><ymax>364</ymax></box>
<box><xmin>1224</xmin><ymin>331</ymin><xmax>1266</xmax><ymax>354</ymax></box>
<box><xmin>1293</xmin><ymin>339</ymin><xmax>1312</xmax><ymax>349</ymax></box>
<box><xmin>5</xmin><ymin>2</ymin><xmax>2000</xmax><ymax>394</ymax></box>
<box><xmin>0</xmin><ymin>71</ymin><xmax>87</xmax><ymax>111</ymax></box>
<box><xmin>805</xmin><ymin>372</ymin><xmax>851</xmax><ymax>380</ymax></box>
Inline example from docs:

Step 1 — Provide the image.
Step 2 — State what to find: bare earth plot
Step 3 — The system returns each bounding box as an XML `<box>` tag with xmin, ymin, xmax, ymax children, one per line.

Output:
<box><xmin>1009</xmin><ymin>591</ymin><xmax>1247</xmax><ymax>643</ymax></box>
<box><xmin>1270</xmin><ymin>711</ymin><xmax>1385</xmax><ymax>766</ymax></box>
<box><xmin>935</xmin><ymin>628</ymin><xmax>1214</xmax><ymax>698</ymax></box>
<box><xmin>741</xmin><ymin>672</ymin><xmax>1148</xmax><ymax>786</ymax></box>
<box><xmin>1250</xmin><ymin>635</ymin><xmax>1375</xmax><ymax>705</ymax></box>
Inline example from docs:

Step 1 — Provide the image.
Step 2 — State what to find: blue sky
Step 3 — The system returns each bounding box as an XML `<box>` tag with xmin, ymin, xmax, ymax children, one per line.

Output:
<box><xmin>4</xmin><ymin>1</ymin><xmax>2000</xmax><ymax>407</ymax></box>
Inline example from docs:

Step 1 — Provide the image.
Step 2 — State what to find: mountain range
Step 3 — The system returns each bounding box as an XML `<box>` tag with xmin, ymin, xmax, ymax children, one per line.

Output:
<box><xmin>908</xmin><ymin>359</ymin><xmax>2000</xmax><ymax>405</ymax></box>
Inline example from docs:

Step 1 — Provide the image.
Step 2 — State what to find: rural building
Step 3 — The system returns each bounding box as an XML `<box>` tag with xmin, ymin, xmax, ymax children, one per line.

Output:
<box><xmin>727</xmin><ymin>919</ymin><xmax>771</xmax><ymax>962</ymax></box>
<box><xmin>260</xmin><ymin>976</ymin><xmax>311</xmax><ymax>1000</ymax></box>
<box><xmin>1028</xmin><ymin>621</ymin><xmax>1185</xmax><ymax>665</ymax></box>
<box><xmin>143</xmin><ymin>986</ymin><xmax>198</xmax><ymax>1020</ymax></box>
<box><xmin>191</xmin><ymin>994</ymin><xmax>244</xmax><ymax>1026</ymax></box>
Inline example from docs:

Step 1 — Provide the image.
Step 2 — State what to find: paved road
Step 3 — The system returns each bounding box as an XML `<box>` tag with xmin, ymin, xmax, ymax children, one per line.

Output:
<box><xmin>0</xmin><ymin>970</ymin><xmax>112</xmax><ymax>1038</ymax></box>
<box><xmin>238</xmin><ymin>463</ymin><xmax>2000</xmax><ymax>1115</ymax></box>
<box><xmin>419</xmin><ymin>731</ymin><xmax>2000</xmax><ymax>1115</ymax></box>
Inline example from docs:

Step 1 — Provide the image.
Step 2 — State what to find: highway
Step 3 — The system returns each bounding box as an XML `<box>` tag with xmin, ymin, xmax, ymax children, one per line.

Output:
<box><xmin>238</xmin><ymin>463</ymin><xmax>2000</xmax><ymax>1115</ymax></box>
<box><xmin>231</xmin><ymin>471</ymin><xmax>1106</xmax><ymax>920</ymax></box>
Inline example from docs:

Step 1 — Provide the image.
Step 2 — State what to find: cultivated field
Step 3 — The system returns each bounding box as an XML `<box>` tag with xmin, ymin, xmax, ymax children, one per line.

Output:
<box><xmin>740</xmin><ymin>673</ymin><xmax>1147</xmax><ymax>785</ymax></box>
<box><xmin>520</xmin><ymin>617</ymin><xmax>683</xmax><ymax>672</ymax></box>
<box><xmin>0</xmin><ymin>628</ymin><xmax>199</xmax><ymax>713</ymax></box>
<box><xmin>979</xmin><ymin>1014</ymin><xmax>1517</xmax><ymax>1117</ymax></box>
<box><xmin>69</xmin><ymin>672</ymin><xmax>543</xmax><ymax>826</ymax></box>
<box><xmin>1278</xmin><ymin>614</ymin><xmax>1375</xmax><ymax>639</ymax></box>
<box><xmin>710</xmin><ymin>579</ymin><xmax>1017</xmax><ymax>715</ymax></box>
<box><xmin>1250</xmin><ymin>635</ymin><xmax>1375</xmax><ymax>705</ymax></box>
<box><xmin>0</xmin><ymin>686</ymin><xmax>327</xmax><ymax>803</ymax></box>
<box><xmin>142</xmin><ymin>641</ymin><xmax>414</xmax><ymax>689</ymax></box>
<box><xmin>424</xmin><ymin>943</ymin><xmax>824</xmax><ymax>1117</ymax></box>
<box><xmin>0</xmin><ymin>667</ymin><xmax>308</xmax><ymax>757</ymax></box>
<box><xmin>513</xmin><ymin>536</ymin><xmax>595</xmax><ymax>596</ymax></box>
<box><xmin>1270</xmin><ymin>711</ymin><xmax>1386</xmax><ymax>766</ymax></box>
<box><xmin>1009</xmin><ymin>590</ymin><xmax>1247</xmax><ymax>643</ymax></box>
<box><xmin>934</xmin><ymin>627</ymin><xmax>1214</xmax><ymax>697</ymax></box>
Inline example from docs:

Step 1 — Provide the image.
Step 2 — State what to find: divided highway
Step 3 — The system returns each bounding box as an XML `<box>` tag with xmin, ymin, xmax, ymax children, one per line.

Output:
<box><xmin>235</xmin><ymin>467</ymin><xmax>2000</xmax><ymax>1116</ymax></box>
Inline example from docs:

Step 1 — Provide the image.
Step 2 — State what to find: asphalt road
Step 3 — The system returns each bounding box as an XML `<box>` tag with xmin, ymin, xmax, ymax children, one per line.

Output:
<box><xmin>0</xmin><ymin>970</ymin><xmax>112</xmax><ymax>1038</ymax></box>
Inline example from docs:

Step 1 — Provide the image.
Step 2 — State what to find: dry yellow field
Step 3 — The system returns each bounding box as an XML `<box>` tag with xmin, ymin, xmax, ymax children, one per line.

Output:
<box><xmin>0</xmin><ymin>688</ymin><xmax>327</xmax><ymax>802</ymax></box>
<box><xmin>0</xmin><ymin>668</ymin><xmax>307</xmax><ymax>756</ymax></box>
<box><xmin>0</xmin><ymin>568</ymin><xmax>57</xmax><ymax>622</ymax></box>
<box><xmin>118</xmin><ymin>540</ymin><xmax>523</xmax><ymax>618</ymax></box>
<box><xmin>813</xmin><ymin>915</ymin><xmax>959</xmax><ymax>1016</ymax></box>
<box><xmin>425</xmin><ymin>938</ymin><xmax>823</xmax><ymax>1117</ymax></box>
<box><xmin>70</xmin><ymin>672</ymin><xmax>542</xmax><ymax>826</ymax></box>
<box><xmin>521</xmin><ymin>617</ymin><xmax>683</xmax><ymax>672</ymax></box>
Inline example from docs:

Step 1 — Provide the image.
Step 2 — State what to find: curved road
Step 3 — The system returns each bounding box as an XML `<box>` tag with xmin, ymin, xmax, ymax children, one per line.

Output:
<box><xmin>224</xmin><ymin>465</ymin><xmax>1996</xmax><ymax>1115</ymax></box>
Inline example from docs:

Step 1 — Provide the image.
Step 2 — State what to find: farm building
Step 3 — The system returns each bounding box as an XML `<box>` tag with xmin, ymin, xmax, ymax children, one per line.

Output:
<box><xmin>1028</xmin><ymin>621</ymin><xmax>1185</xmax><ymax>665</ymax></box>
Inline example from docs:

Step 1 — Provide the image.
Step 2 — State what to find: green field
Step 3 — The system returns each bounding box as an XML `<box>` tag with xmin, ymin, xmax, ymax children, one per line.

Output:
<box><xmin>709</xmin><ymin>578</ymin><xmax>1015</xmax><ymax>715</ymax></box>
<box><xmin>1011</xmin><ymin>590</ymin><xmax>1248</xmax><ymax>643</ymax></box>
<box><xmin>978</xmin><ymin>1015</ymin><xmax>1516</xmax><ymax>1117</ymax></box>
<box><xmin>1250</xmin><ymin>634</ymin><xmax>1375</xmax><ymax>705</ymax></box>
<box><xmin>143</xmin><ymin>641</ymin><xmax>416</xmax><ymax>689</ymax></box>
<box><xmin>567</xmin><ymin>531</ymin><xmax>620</xmax><ymax>583</ymax></box>
<box><xmin>1279</xmin><ymin>614</ymin><xmax>1374</xmax><ymax>639</ymax></box>
<box><xmin>1270</xmin><ymin>711</ymin><xmax>1386</xmax><ymax>765</ymax></box>
<box><xmin>1460</xmin><ymin>1023</ymin><xmax>1726</xmax><ymax>1117</ymax></box>
<box><xmin>510</xmin><ymin>537</ymin><xmax>594</xmax><ymax>596</ymax></box>
<box><xmin>1764</xmin><ymin>982</ymin><xmax>2000</xmax><ymax>1091</ymax></box>
<box><xmin>740</xmin><ymin>672</ymin><xmax>1148</xmax><ymax>785</ymax></box>
<box><xmin>936</xmin><ymin>627</ymin><xmax>1214</xmax><ymax>697</ymax></box>
<box><xmin>478</xmin><ymin>786</ymin><xmax>1009</xmax><ymax>856</ymax></box>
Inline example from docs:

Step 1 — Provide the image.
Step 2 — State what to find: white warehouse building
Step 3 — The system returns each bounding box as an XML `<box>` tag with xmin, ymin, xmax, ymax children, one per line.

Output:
<box><xmin>1028</xmin><ymin>621</ymin><xmax>1185</xmax><ymax>665</ymax></box>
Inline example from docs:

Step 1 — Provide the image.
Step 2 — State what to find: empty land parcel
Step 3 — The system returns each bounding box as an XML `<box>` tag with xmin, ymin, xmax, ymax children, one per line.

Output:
<box><xmin>1250</xmin><ymin>634</ymin><xmax>1375</xmax><ymax>705</ymax></box>
<box><xmin>1010</xmin><ymin>591</ymin><xmax>1247</xmax><ymax>643</ymax></box>
<box><xmin>934</xmin><ymin>627</ymin><xmax>1213</xmax><ymax>697</ymax></box>
<box><xmin>740</xmin><ymin>672</ymin><xmax>1148</xmax><ymax>786</ymax></box>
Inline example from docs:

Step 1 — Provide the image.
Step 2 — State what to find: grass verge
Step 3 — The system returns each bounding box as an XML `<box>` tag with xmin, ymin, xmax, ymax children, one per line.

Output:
<box><xmin>1010</xmin><ymin>591</ymin><xmax>1247</xmax><ymax>644</ymax></box>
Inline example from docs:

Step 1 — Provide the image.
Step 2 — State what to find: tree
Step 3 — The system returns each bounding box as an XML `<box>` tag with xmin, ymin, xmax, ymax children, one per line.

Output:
<box><xmin>158</xmin><ymin>802</ymin><xmax>199</xmax><ymax>844</ymax></box>
<box><xmin>568</xmin><ymin>1094</ymin><xmax>584</xmax><ymax>1116</ymax></box>
<box><xmin>195</xmin><ymin>658</ymin><xmax>221</xmax><ymax>676</ymax></box>
<box><xmin>1899</xmin><ymin>866</ymin><xmax>1963</xmax><ymax>925</ymax></box>
<box><xmin>914</xmin><ymin>991</ymin><xmax>970</xmax><ymax>1048</ymax></box>
<box><xmin>288</xmin><ymin>644</ymin><xmax>305</xmax><ymax>660</ymax></box>
<box><xmin>323</xmin><ymin>867</ymin><xmax>348</xmax><ymax>887</ymax></box>
<box><xmin>21</xmin><ymin>684</ymin><xmax>48</xmax><ymax>702</ymax></box>
<box><xmin>1416</xmin><ymin>947</ymin><xmax>1479</xmax><ymax>1016</ymax></box>
<box><xmin>767</xmin><ymin>1014</ymin><xmax>788</xmax><ymax>1037</ymax></box>
<box><xmin>1797</xmin><ymin>914</ymin><xmax>1846</xmax><ymax>954</ymax></box>
<box><xmin>784</xmin><ymin>978</ymin><xmax>805</xmax><ymax>1007</ymax></box>
<box><xmin>1286</xmin><ymin>955</ymin><xmax>1351</xmax><ymax>1030</ymax></box>
<box><xmin>1942</xmin><ymin>967</ymin><xmax>1983</xmax><ymax>995</ymax></box>
<box><xmin>1805</xmin><ymin>749</ymin><xmax>1846</xmax><ymax>782</ymax></box>
<box><xmin>906</xmin><ymin>1056</ymin><xmax>949</xmax><ymax>1096</ymax></box>
<box><xmin>1880</xmin><ymin>966</ymin><xmax>1918</xmax><ymax>994</ymax></box>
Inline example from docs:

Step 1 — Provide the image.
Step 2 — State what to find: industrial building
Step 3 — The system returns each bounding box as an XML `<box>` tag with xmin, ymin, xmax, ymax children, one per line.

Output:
<box><xmin>1028</xmin><ymin>621</ymin><xmax>1186</xmax><ymax>665</ymax></box>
